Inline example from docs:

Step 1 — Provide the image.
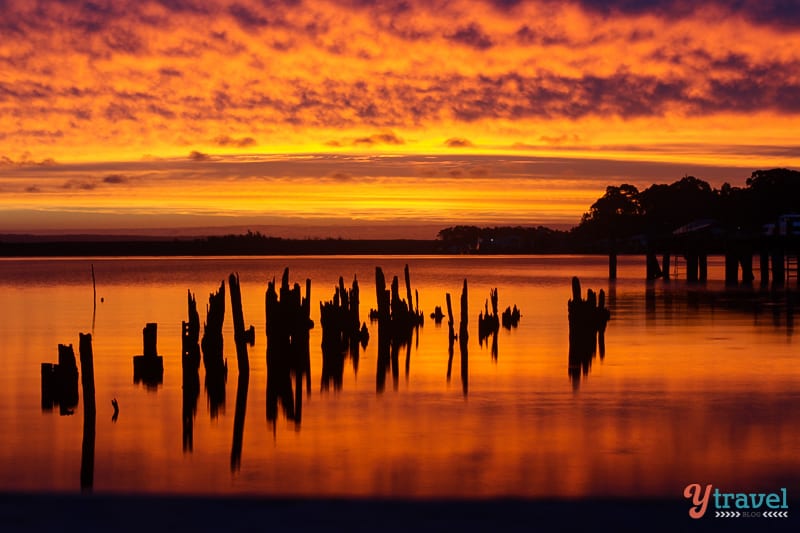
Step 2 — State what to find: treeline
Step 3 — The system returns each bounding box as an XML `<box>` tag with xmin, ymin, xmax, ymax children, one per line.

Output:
<box><xmin>0</xmin><ymin>231</ymin><xmax>439</xmax><ymax>257</ymax></box>
<box><xmin>438</xmin><ymin>168</ymin><xmax>800</xmax><ymax>253</ymax></box>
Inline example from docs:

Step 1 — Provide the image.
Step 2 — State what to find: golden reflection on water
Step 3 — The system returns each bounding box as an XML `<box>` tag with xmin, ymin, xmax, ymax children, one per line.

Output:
<box><xmin>0</xmin><ymin>256</ymin><xmax>798</xmax><ymax>497</ymax></box>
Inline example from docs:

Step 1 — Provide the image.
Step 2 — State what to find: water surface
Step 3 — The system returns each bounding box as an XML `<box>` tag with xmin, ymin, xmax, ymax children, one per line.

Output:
<box><xmin>0</xmin><ymin>255</ymin><xmax>797</xmax><ymax>498</ymax></box>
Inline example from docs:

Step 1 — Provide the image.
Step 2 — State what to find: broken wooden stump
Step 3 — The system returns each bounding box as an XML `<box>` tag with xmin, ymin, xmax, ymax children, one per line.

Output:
<box><xmin>374</xmin><ymin>265</ymin><xmax>423</xmax><ymax>392</ymax></box>
<box><xmin>501</xmin><ymin>305</ymin><xmax>521</xmax><ymax>329</ymax></box>
<box><xmin>320</xmin><ymin>275</ymin><xmax>368</xmax><ymax>391</ymax></box>
<box><xmin>430</xmin><ymin>306</ymin><xmax>445</xmax><ymax>324</ymax></box>
<box><xmin>182</xmin><ymin>290</ymin><xmax>201</xmax><ymax>373</ymax></box>
<box><xmin>266</xmin><ymin>268</ymin><xmax>312</xmax><ymax>431</ymax></box>
<box><xmin>201</xmin><ymin>281</ymin><xmax>227</xmax><ymax>376</ymax></box>
<box><xmin>182</xmin><ymin>290</ymin><xmax>201</xmax><ymax>451</ymax></box>
<box><xmin>133</xmin><ymin>322</ymin><xmax>164</xmax><ymax>388</ymax></box>
<box><xmin>201</xmin><ymin>281</ymin><xmax>227</xmax><ymax>417</ymax></box>
<box><xmin>459</xmin><ymin>280</ymin><xmax>469</xmax><ymax>395</ymax></box>
<box><xmin>41</xmin><ymin>343</ymin><xmax>79</xmax><ymax>414</ymax></box>
<box><xmin>478</xmin><ymin>288</ymin><xmax>500</xmax><ymax>342</ymax></box>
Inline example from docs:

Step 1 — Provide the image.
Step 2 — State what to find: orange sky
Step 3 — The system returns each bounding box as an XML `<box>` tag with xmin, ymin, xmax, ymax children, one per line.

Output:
<box><xmin>1</xmin><ymin>0</ymin><xmax>799</xmax><ymax>237</ymax></box>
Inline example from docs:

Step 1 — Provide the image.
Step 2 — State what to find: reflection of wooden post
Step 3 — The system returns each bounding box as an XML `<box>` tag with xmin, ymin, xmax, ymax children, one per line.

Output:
<box><xmin>609</xmin><ymin>252</ymin><xmax>617</xmax><ymax>280</ymax></box>
<box><xmin>646</xmin><ymin>251</ymin><xmax>661</xmax><ymax>280</ymax></box>
<box><xmin>79</xmin><ymin>333</ymin><xmax>95</xmax><ymax>492</ymax></box>
<box><xmin>230</xmin><ymin>370</ymin><xmax>249</xmax><ymax>472</ymax></box>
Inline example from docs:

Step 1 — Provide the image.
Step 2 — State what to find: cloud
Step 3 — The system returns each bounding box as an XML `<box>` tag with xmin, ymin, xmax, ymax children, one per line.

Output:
<box><xmin>352</xmin><ymin>132</ymin><xmax>405</xmax><ymax>146</ymax></box>
<box><xmin>0</xmin><ymin>154</ymin><xmax>57</xmax><ymax>166</ymax></box>
<box><xmin>444</xmin><ymin>137</ymin><xmax>474</xmax><ymax>148</ymax></box>
<box><xmin>228</xmin><ymin>3</ymin><xmax>270</xmax><ymax>29</ymax></box>
<box><xmin>447</xmin><ymin>23</ymin><xmax>493</xmax><ymax>49</ymax></box>
<box><xmin>214</xmin><ymin>135</ymin><xmax>257</xmax><ymax>148</ymax></box>
<box><xmin>102</xmin><ymin>174</ymin><xmax>128</xmax><ymax>184</ymax></box>
<box><xmin>25</xmin><ymin>186</ymin><xmax>41</xmax><ymax>193</ymax></box>
<box><xmin>329</xmin><ymin>172</ymin><xmax>353</xmax><ymax>181</ymax></box>
<box><xmin>159</xmin><ymin>67</ymin><xmax>183</xmax><ymax>78</ymax></box>
<box><xmin>62</xmin><ymin>179</ymin><xmax>96</xmax><ymax>191</ymax></box>
<box><xmin>540</xmin><ymin>134</ymin><xmax>581</xmax><ymax>145</ymax></box>
<box><xmin>189</xmin><ymin>150</ymin><xmax>212</xmax><ymax>161</ymax></box>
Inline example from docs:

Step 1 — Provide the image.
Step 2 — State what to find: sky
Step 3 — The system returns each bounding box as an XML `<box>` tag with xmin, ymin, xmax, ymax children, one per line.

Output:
<box><xmin>1</xmin><ymin>0</ymin><xmax>799</xmax><ymax>238</ymax></box>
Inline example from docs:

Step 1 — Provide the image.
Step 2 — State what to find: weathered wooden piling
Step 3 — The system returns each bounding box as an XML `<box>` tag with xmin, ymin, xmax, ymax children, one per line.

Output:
<box><xmin>662</xmin><ymin>254</ymin><xmax>671</xmax><ymax>281</ymax></box>
<box><xmin>459</xmin><ymin>279</ymin><xmax>469</xmax><ymax>396</ymax></box>
<box><xmin>182</xmin><ymin>290</ymin><xmax>201</xmax><ymax>372</ymax></box>
<box><xmin>478</xmin><ymin>288</ymin><xmax>500</xmax><ymax>342</ymax></box>
<box><xmin>265</xmin><ymin>268</ymin><xmax>312</xmax><ymax>430</ymax></box>
<box><xmin>772</xmin><ymin>248</ymin><xmax>785</xmax><ymax>288</ymax></box>
<box><xmin>79</xmin><ymin>333</ymin><xmax>95</xmax><ymax>491</ymax></box>
<box><xmin>133</xmin><ymin>323</ymin><xmax>164</xmax><ymax>387</ymax></box>
<box><xmin>646</xmin><ymin>251</ymin><xmax>662</xmax><ymax>280</ymax></box>
<box><xmin>320</xmin><ymin>276</ymin><xmax>368</xmax><ymax>391</ymax></box>
<box><xmin>501</xmin><ymin>305</ymin><xmax>521</xmax><ymax>329</ymax></box>
<box><xmin>724</xmin><ymin>251</ymin><xmax>739</xmax><ymax>287</ymax></box>
<box><xmin>374</xmin><ymin>265</ymin><xmax>423</xmax><ymax>392</ymax></box>
<box><xmin>182</xmin><ymin>290</ymin><xmax>201</xmax><ymax>452</ymax></box>
<box><xmin>229</xmin><ymin>272</ymin><xmax>255</xmax><ymax>373</ymax></box>
<box><xmin>740</xmin><ymin>252</ymin><xmax>755</xmax><ymax>285</ymax></box>
<box><xmin>687</xmin><ymin>253</ymin><xmax>699</xmax><ymax>283</ymax></box>
<box><xmin>202</xmin><ymin>281</ymin><xmax>227</xmax><ymax>376</ymax></box>
<box><xmin>41</xmin><ymin>344</ymin><xmax>79</xmax><ymax>414</ymax></box>
<box><xmin>698</xmin><ymin>254</ymin><xmax>708</xmax><ymax>281</ymax></box>
<box><xmin>760</xmin><ymin>249</ymin><xmax>770</xmax><ymax>287</ymax></box>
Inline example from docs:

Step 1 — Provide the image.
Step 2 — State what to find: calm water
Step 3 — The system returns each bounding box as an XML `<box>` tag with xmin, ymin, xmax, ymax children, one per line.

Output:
<box><xmin>0</xmin><ymin>255</ymin><xmax>798</xmax><ymax>498</ymax></box>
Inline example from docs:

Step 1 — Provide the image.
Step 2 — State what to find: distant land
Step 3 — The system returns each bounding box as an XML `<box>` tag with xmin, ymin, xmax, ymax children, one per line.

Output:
<box><xmin>0</xmin><ymin>233</ymin><xmax>441</xmax><ymax>257</ymax></box>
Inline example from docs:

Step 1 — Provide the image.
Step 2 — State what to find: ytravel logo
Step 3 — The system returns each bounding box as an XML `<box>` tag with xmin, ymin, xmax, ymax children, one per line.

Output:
<box><xmin>684</xmin><ymin>484</ymin><xmax>790</xmax><ymax>519</ymax></box>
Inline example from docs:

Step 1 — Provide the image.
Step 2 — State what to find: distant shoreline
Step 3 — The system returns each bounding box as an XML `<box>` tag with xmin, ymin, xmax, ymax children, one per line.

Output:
<box><xmin>0</xmin><ymin>238</ymin><xmax>444</xmax><ymax>257</ymax></box>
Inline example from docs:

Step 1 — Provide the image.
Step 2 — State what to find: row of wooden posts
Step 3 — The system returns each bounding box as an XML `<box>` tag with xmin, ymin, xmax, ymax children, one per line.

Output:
<box><xmin>609</xmin><ymin>247</ymin><xmax>798</xmax><ymax>287</ymax></box>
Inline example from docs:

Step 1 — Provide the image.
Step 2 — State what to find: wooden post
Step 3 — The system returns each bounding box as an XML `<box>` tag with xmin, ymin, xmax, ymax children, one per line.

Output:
<box><xmin>228</xmin><ymin>272</ymin><xmax>251</xmax><ymax>373</ymax></box>
<box><xmin>230</xmin><ymin>370</ymin><xmax>249</xmax><ymax>472</ymax></box>
<box><xmin>698</xmin><ymin>254</ymin><xmax>708</xmax><ymax>282</ymax></box>
<box><xmin>760</xmin><ymin>249</ymin><xmax>770</xmax><ymax>287</ymax></box>
<box><xmin>725</xmin><ymin>251</ymin><xmax>739</xmax><ymax>287</ymax></box>
<box><xmin>772</xmin><ymin>248</ymin><xmax>785</xmax><ymax>288</ymax></box>
<box><xmin>646</xmin><ymin>251</ymin><xmax>662</xmax><ymax>280</ymax></box>
<box><xmin>459</xmin><ymin>280</ymin><xmax>468</xmax><ymax>397</ymax></box>
<box><xmin>687</xmin><ymin>253</ymin><xmax>699</xmax><ymax>283</ymax></box>
<box><xmin>739</xmin><ymin>252</ymin><xmax>754</xmax><ymax>285</ymax></box>
<box><xmin>662</xmin><ymin>254</ymin><xmax>671</xmax><ymax>281</ymax></box>
<box><xmin>459</xmin><ymin>279</ymin><xmax>469</xmax><ymax>342</ymax></box>
<box><xmin>404</xmin><ymin>264</ymin><xmax>413</xmax><ymax>313</ymax></box>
